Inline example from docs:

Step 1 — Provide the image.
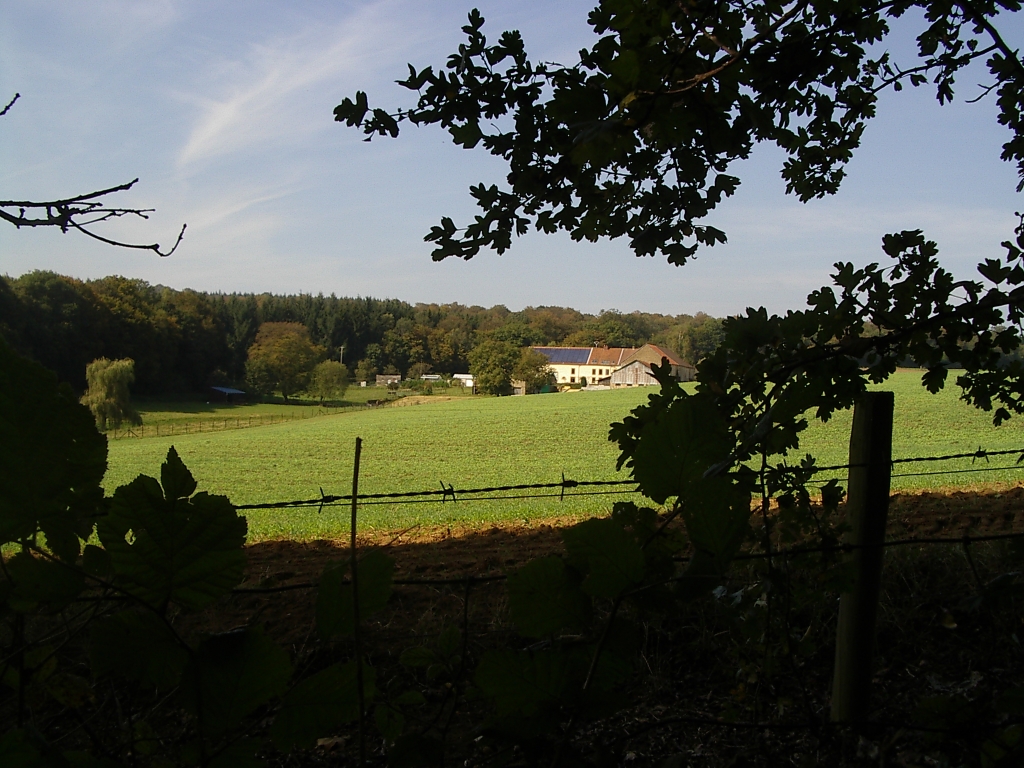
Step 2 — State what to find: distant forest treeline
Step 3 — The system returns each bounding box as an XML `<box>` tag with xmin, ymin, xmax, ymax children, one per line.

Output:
<box><xmin>0</xmin><ymin>271</ymin><xmax>726</xmax><ymax>394</ymax></box>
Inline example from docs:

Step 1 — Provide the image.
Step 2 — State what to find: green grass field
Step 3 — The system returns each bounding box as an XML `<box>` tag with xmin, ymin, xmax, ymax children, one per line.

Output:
<box><xmin>105</xmin><ymin>371</ymin><xmax>1024</xmax><ymax>541</ymax></box>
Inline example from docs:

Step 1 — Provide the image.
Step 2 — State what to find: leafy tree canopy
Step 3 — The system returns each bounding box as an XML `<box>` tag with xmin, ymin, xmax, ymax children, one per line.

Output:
<box><xmin>513</xmin><ymin>347</ymin><xmax>558</xmax><ymax>393</ymax></box>
<box><xmin>80</xmin><ymin>357</ymin><xmax>142</xmax><ymax>431</ymax></box>
<box><xmin>245</xmin><ymin>322</ymin><xmax>324</xmax><ymax>401</ymax></box>
<box><xmin>308</xmin><ymin>359</ymin><xmax>351</xmax><ymax>405</ymax></box>
<box><xmin>337</xmin><ymin>0</ymin><xmax>1022</xmax><ymax>264</ymax></box>
<box><xmin>469</xmin><ymin>339</ymin><xmax>520</xmax><ymax>395</ymax></box>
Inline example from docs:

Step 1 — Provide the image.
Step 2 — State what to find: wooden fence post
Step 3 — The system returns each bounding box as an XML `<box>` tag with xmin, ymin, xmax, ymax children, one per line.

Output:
<box><xmin>831</xmin><ymin>391</ymin><xmax>894</xmax><ymax>723</ymax></box>
<box><xmin>349</xmin><ymin>437</ymin><xmax>366</xmax><ymax>766</ymax></box>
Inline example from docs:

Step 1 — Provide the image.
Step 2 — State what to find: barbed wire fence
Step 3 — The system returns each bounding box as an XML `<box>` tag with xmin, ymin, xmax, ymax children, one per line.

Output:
<box><xmin>230</xmin><ymin>444</ymin><xmax>1024</xmax><ymax>594</ymax></box>
<box><xmin>215</xmin><ymin>407</ymin><xmax>1024</xmax><ymax>757</ymax></box>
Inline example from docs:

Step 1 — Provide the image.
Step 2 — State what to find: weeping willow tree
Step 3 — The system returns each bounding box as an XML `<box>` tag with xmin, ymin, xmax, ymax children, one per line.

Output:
<box><xmin>80</xmin><ymin>357</ymin><xmax>142</xmax><ymax>431</ymax></box>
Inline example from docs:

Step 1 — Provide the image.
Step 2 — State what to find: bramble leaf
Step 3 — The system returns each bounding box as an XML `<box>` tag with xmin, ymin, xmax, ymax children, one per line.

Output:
<box><xmin>507</xmin><ymin>556</ymin><xmax>590</xmax><ymax>637</ymax></box>
<box><xmin>316</xmin><ymin>549</ymin><xmax>394</xmax><ymax>638</ymax></box>
<box><xmin>88</xmin><ymin>609</ymin><xmax>188</xmax><ymax>689</ymax></box>
<box><xmin>374</xmin><ymin>703</ymin><xmax>405</xmax><ymax>742</ymax></box>
<box><xmin>682</xmin><ymin>478</ymin><xmax>751</xmax><ymax>571</ymax></box>
<box><xmin>271</xmin><ymin>660</ymin><xmax>376</xmax><ymax>751</ymax></box>
<box><xmin>399</xmin><ymin>646</ymin><xmax>436</xmax><ymax>668</ymax></box>
<box><xmin>0</xmin><ymin>340</ymin><xmax>106</xmax><ymax>562</ymax></box>
<box><xmin>180</xmin><ymin>628</ymin><xmax>291</xmax><ymax>735</ymax></box>
<box><xmin>475</xmin><ymin>649</ymin><xmax>574</xmax><ymax>718</ymax></box>
<box><xmin>98</xmin><ymin>447</ymin><xmax>246</xmax><ymax>611</ymax></box>
<box><xmin>0</xmin><ymin>729</ymin><xmax>43</xmax><ymax>767</ymax></box>
<box><xmin>5</xmin><ymin>552</ymin><xmax>85</xmax><ymax>609</ymax></box>
<box><xmin>562</xmin><ymin>518</ymin><xmax>644</xmax><ymax>598</ymax></box>
<box><xmin>628</xmin><ymin>391</ymin><xmax>733</xmax><ymax>505</ymax></box>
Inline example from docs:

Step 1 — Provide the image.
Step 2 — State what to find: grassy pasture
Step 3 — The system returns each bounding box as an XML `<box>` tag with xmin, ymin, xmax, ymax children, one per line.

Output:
<box><xmin>105</xmin><ymin>371</ymin><xmax>1024</xmax><ymax>541</ymax></box>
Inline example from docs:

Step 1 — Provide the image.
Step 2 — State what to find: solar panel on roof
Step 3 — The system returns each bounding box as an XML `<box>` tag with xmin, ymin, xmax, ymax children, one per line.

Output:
<box><xmin>534</xmin><ymin>347</ymin><xmax>591</xmax><ymax>364</ymax></box>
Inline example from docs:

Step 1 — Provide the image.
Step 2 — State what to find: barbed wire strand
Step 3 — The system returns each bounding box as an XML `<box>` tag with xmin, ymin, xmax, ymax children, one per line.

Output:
<box><xmin>235</xmin><ymin>446</ymin><xmax>1024</xmax><ymax>511</ymax></box>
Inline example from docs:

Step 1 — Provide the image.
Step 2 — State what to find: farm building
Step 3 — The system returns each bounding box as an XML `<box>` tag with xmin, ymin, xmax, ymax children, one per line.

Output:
<box><xmin>209</xmin><ymin>386</ymin><xmax>246</xmax><ymax>403</ymax></box>
<box><xmin>532</xmin><ymin>346</ymin><xmax>637</xmax><ymax>385</ymax></box>
<box><xmin>532</xmin><ymin>344</ymin><xmax>693</xmax><ymax>386</ymax></box>
<box><xmin>609</xmin><ymin>345</ymin><xmax>695</xmax><ymax>387</ymax></box>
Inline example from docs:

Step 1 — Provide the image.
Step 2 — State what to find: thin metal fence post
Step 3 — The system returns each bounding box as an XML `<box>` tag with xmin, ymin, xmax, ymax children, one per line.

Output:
<box><xmin>831</xmin><ymin>391</ymin><xmax>894</xmax><ymax>724</ymax></box>
<box><xmin>349</xmin><ymin>437</ymin><xmax>366</xmax><ymax>766</ymax></box>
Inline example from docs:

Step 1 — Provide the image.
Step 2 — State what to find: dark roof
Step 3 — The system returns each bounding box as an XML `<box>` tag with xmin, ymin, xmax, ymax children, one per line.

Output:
<box><xmin>533</xmin><ymin>347</ymin><xmax>592</xmax><ymax>364</ymax></box>
<box><xmin>210</xmin><ymin>386</ymin><xmax>246</xmax><ymax>395</ymax></box>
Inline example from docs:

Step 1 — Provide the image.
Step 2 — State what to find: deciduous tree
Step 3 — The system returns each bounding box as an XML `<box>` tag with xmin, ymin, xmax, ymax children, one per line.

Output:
<box><xmin>245</xmin><ymin>322</ymin><xmax>323</xmax><ymax>401</ymax></box>
<box><xmin>468</xmin><ymin>339</ymin><xmax>519</xmax><ymax>395</ymax></box>
<box><xmin>513</xmin><ymin>347</ymin><xmax>556</xmax><ymax>393</ymax></box>
<box><xmin>80</xmin><ymin>357</ymin><xmax>141</xmax><ymax>431</ymax></box>
<box><xmin>354</xmin><ymin>358</ymin><xmax>378</xmax><ymax>384</ymax></box>
<box><xmin>308</xmin><ymin>360</ymin><xmax>350</xmax><ymax>405</ymax></box>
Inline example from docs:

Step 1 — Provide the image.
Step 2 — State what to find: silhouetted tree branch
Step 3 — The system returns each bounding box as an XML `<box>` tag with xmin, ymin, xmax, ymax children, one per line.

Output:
<box><xmin>1</xmin><ymin>93</ymin><xmax>185</xmax><ymax>257</ymax></box>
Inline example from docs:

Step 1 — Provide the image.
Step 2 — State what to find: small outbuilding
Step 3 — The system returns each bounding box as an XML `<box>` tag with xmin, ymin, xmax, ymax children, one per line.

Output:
<box><xmin>209</xmin><ymin>386</ymin><xmax>246</xmax><ymax>403</ymax></box>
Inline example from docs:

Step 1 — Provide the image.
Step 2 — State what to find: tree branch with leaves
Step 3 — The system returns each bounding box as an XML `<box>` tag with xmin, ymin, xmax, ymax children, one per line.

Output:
<box><xmin>335</xmin><ymin>0</ymin><xmax>1022</xmax><ymax>264</ymax></box>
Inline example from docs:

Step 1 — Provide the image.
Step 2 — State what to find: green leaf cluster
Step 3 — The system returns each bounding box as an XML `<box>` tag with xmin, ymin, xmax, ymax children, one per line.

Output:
<box><xmin>336</xmin><ymin>3</ymin><xmax>1023</xmax><ymax>266</ymax></box>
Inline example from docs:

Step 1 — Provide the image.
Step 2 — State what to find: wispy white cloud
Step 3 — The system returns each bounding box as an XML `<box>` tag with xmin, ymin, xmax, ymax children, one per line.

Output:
<box><xmin>183</xmin><ymin>182</ymin><xmax>300</xmax><ymax>232</ymax></box>
<box><xmin>175</xmin><ymin>0</ymin><xmax>421</xmax><ymax>169</ymax></box>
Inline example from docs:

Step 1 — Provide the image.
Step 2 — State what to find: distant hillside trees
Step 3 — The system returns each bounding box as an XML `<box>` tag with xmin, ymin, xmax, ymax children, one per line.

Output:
<box><xmin>80</xmin><ymin>357</ymin><xmax>141</xmax><ymax>430</ymax></box>
<box><xmin>0</xmin><ymin>271</ymin><xmax>729</xmax><ymax>396</ymax></box>
<box><xmin>245</xmin><ymin>323</ymin><xmax>323</xmax><ymax>401</ymax></box>
<box><xmin>655</xmin><ymin>314</ymin><xmax>726</xmax><ymax>364</ymax></box>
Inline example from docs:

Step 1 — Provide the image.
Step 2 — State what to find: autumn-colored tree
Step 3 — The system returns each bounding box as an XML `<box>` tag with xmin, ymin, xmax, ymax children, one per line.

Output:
<box><xmin>244</xmin><ymin>322</ymin><xmax>323</xmax><ymax>401</ymax></box>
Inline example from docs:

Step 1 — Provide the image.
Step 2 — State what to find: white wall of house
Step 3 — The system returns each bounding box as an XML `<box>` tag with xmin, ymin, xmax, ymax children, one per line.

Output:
<box><xmin>545</xmin><ymin>363</ymin><xmax>618</xmax><ymax>384</ymax></box>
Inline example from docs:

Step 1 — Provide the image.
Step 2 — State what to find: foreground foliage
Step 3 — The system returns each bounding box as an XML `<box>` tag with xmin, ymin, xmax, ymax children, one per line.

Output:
<box><xmin>5</xmin><ymin>220</ymin><xmax>1024</xmax><ymax>765</ymax></box>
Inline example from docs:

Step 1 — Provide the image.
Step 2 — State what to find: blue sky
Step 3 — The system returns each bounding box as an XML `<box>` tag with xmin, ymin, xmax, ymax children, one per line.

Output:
<box><xmin>2</xmin><ymin>0</ymin><xmax>1021</xmax><ymax>316</ymax></box>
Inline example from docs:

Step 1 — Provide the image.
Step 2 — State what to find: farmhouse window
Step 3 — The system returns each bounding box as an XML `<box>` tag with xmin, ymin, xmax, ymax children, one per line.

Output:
<box><xmin>570</xmin><ymin>377</ymin><xmax>576</xmax><ymax>383</ymax></box>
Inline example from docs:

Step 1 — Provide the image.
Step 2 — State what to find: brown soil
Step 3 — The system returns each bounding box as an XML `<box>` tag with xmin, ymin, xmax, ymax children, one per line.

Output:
<box><xmin>189</xmin><ymin>483</ymin><xmax>1024</xmax><ymax>651</ymax></box>
<box><xmin>166</xmin><ymin>484</ymin><xmax>1024</xmax><ymax>765</ymax></box>
<box><xmin>238</xmin><ymin>484</ymin><xmax>1024</xmax><ymax>614</ymax></box>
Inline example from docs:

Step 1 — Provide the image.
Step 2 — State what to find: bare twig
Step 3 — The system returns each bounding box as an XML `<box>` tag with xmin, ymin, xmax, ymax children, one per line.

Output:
<box><xmin>0</xmin><ymin>93</ymin><xmax>20</xmax><ymax>117</ymax></box>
